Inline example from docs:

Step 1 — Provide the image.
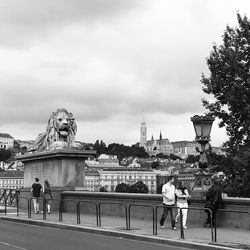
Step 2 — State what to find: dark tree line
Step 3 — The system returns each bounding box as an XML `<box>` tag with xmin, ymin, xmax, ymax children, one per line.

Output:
<box><xmin>93</xmin><ymin>140</ymin><xmax>149</xmax><ymax>161</ymax></box>
<box><xmin>115</xmin><ymin>181</ymin><xmax>149</xmax><ymax>193</ymax></box>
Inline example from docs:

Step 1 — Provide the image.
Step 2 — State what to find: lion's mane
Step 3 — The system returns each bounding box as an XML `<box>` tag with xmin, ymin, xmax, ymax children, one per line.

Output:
<box><xmin>31</xmin><ymin>108</ymin><xmax>77</xmax><ymax>151</ymax></box>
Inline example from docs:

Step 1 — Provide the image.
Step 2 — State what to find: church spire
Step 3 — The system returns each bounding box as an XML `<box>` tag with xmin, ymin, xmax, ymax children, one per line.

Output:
<box><xmin>140</xmin><ymin>111</ymin><xmax>147</xmax><ymax>148</ymax></box>
<box><xmin>159</xmin><ymin>131</ymin><xmax>162</xmax><ymax>140</ymax></box>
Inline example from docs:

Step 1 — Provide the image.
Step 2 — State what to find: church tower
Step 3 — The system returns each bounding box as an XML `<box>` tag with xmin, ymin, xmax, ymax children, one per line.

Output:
<box><xmin>140</xmin><ymin>115</ymin><xmax>147</xmax><ymax>148</ymax></box>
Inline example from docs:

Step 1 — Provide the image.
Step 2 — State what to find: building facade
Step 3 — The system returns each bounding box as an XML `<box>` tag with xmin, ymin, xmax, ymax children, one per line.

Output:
<box><xmin>0</xmin><ymin>133</ymin><xmax>14</xmax><ymax>149</ymax></box>
<box><xmin>85</xmin><ymin>168</ymin><xmax>157</xmax><ymax>193</ymax></box>
<box><xmin>0</xmin><ymin>170</ymin><xmax>24</xmax><ymax>189</ymax></box>
<box><xmin>171</xmin><ymin>141</ymin><xmax>200</xmax><ymax>158</ymax></box>
<box><xmin>85</xmin><ymin>170</ymin><xmax>100</xmax><ymax>191</ymax></box>
<box><xmin>139</xmin><ymin>119</ymin><xmax>173</xmax><ymax>156</ymax></box>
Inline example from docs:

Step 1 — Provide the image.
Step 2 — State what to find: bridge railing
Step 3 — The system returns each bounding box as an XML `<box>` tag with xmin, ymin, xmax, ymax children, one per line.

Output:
<box><xmin>1</xmin><ymin>192</ymin><xmax>250</xmax><ymax>245</ymax></box>
<box><xmin>214</xmin><ymin>209</ymin><xmax>250</xmax><ymax>243</ymax></box>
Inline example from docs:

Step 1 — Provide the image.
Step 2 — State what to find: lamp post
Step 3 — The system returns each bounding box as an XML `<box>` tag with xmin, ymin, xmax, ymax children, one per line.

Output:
<box><xmin>191</xmin><ymin>115</ymin><xmax>214</xmax><ymax>169</ymax></box>
<box><xmin>190</xmin><ymin>115</ymin><xmax>214</xmax><ymax>197</ymax></box>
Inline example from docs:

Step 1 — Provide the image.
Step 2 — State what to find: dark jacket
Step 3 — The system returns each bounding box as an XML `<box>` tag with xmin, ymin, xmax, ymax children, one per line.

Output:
<box><xmin>205</xmin><ymin>183</ymin><xmax>223</xmax><ymax>210</ymax></box>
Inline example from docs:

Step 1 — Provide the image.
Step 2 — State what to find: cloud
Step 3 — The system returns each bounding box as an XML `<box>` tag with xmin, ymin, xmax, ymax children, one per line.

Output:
<box><xmin>0</xmin><ymin>0</ymin><xmax>142</xmax><ymax>48</ymax></box>
<box><xmin>2</xmin><ymin>0</ymin><xmax>247</xmax><ymax>146</ymax></box>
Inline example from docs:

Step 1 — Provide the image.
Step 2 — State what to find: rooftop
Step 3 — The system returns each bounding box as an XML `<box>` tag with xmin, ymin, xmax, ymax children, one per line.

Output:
<box><xmin>0</xmin><ymin>133</ymin><xmax>14</xmax><ymax>139</ymax></box>
<box><xmin>0</xmin><ymin>170</ymin><xmax>24</xmax><ymax>178</ymax></box>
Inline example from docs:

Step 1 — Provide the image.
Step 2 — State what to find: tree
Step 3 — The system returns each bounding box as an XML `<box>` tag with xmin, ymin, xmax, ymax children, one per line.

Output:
<box><xmin>115</xmin><ymin>182</ymin><xmax>130</xmax><ymax>193</ymax></box>
<box><xmin>0</xmin><ymin>149</ymin><xmax>12</xmax><ymax>162</ymax></box>
<box><xmin>128</xmin><ymin>181</ymin><xmax>149</xmax><ymax>193</ymax></box>
<box><xmin>185</xmin><ymin>154</ymin><xmax>200</xmax><ymax>164</ymax></box>
<box><xmin>99</xmin><ymin>186</ymin><xmax>108</xmax><ymax>192</ymax></box>
<box><xmin>201</xmin><ymin>13</ymin><xmax>250</xmax><ymax>197</ymax></box>
<box><xmin>151</xmin><ymin>161</ymin><xmax>159</xmax><ymax>169</ymax></box>
<box><xmin>201</xmin><ymin>13</ymin><xmax>250</xmax><ymax>151</ymax></box>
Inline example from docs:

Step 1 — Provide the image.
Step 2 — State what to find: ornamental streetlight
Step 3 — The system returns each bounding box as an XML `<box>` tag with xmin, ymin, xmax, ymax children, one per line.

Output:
<box><xmin>191</xmin><ymin>115</ymin><xmax>215</xmax><ymax>169</ymax></box>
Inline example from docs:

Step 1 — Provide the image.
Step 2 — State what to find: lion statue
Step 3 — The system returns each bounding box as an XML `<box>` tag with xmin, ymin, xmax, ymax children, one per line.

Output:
<box><xmin>30</xmin><ymin>108</ymin><xmax>77</xmax><ymax>151</ymax></box>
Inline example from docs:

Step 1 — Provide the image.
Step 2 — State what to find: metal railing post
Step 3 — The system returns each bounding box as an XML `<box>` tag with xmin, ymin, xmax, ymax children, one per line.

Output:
<box><xmin>43</xmin><ymin>198</ymin><xmax>46</xmax><ymax>220</ymax></box>
<box><xmin>180</xmin><ymin>208</ymin><xmax>184</xmax><ymax>239</ymax></box>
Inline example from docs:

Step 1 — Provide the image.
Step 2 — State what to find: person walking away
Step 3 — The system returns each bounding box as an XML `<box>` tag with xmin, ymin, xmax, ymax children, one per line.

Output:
<box><xmin>30</xmin><ymin>177</ymin><xmax>42</xmax><ymax>214</ymax></box>
<box><xmin>204</xmin><ymin>175</ymin><xmax>223</xmax><ymax>227</ymax></box>
<box><xmin>175</xmin><ymin>182</ymin><xmax>190</xmax><ymax>229</ymax></box>
<box><xmin>43</xmin><ymin>179</ymin><xmax>52</xmax><ymax>214</ymax></box>
<box><xmin>160</xmin><ymin>175</ymin><xmax>177</xmax><ymax>230</ymax></box>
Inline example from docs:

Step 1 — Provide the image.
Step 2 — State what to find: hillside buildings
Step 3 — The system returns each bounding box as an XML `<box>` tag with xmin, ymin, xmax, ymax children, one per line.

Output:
<box><xmin>85</xmin><ymin>168</ymin><xmax>156</xmax><ymax>193</ymax></box>
<box><xmin>140</xmin><ymin>119</ymin><xmax>173</xmax><ymax>156</ymax></box>
<box><xmin>139</xmin><ymin>119</ymin><xmax>200</xmax><ymax>158</ymax></box>
<box><xmin>0</xmin><ymin>170</ymin><xmax>24</xmax><ymax>189</ymax></box>
<box><xmin>0</xmin><ymin>133</ymin><xmax>14</xmax><ymax>149</ymax></box>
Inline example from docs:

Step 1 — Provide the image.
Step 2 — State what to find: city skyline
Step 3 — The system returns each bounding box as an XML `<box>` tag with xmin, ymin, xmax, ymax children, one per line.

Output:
<box><xmin>1</xmin><ymin>0</ymin><xmax>249</xmax><ymax>147</ymax></box>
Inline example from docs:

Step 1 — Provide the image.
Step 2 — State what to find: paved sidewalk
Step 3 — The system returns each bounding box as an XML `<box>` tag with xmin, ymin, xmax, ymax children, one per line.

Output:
<box><xmin>1</xmin><ymin>206</ymin><xmax>250</xmax><ymax>250</ymax></box>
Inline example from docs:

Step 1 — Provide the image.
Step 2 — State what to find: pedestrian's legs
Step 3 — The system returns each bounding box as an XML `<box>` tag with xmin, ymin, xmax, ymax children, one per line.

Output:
<box><xmin>36</xmin><ymin>198</ymin><xmax>40</xmax><ymax>213</ymax></box>
<box><xmin>47</xmin><ymin>201</ymin><xmax>51</xmax><ymax>214</ymax></box>
<box><xmin>169</xmin><ymin>205</ymin><xmax>176</xmax><ymax>228</ymax></box>
<box><xmin>204</xmin><ymin>207</ymin><xmax>213</xmax><ymax>227</ymax></box>
<box><xmin>160</xmin><ymin>204</ymin><xmax>169</xmax><ymax>227</ymax></box>
<box><xmin>182</xmin><ymin>203</ymin><xmax>188</xmax><ymax>227</ymax></box>
<box><xmin>32</xmin><ymin>198</ymin><xmax>37</xmax><ymax>213</ymax></box>
<box><xmin>33</xmin><ymin>198</ymin><xmax>39</xmax><ymax>213</ymax></box>
<box><xmin>175</xmin><ymin>202</ymin><xmax>181</xmax><ymax>224</ymax></box>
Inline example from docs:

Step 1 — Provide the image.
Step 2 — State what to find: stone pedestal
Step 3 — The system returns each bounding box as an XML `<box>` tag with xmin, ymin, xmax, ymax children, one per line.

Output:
<box><xmin>191</xmin><ymin>171</ymin><xmax>212</xmax><ymax>198</ymax></box>
<box><xmin>17</xmin><ymin>149</ymin><xmax>96</xmax><ymax>190</ymax></box>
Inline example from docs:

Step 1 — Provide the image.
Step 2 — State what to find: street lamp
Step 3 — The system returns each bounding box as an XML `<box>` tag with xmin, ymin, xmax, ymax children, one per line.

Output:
<box><xmin>191</xmin><ymin>115</ymin><xmax>214</xmax><ymax>169</ymax></box>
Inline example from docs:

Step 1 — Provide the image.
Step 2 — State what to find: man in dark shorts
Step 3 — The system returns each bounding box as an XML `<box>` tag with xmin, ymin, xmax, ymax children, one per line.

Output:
<box><xmin>30</xmin><ymin>177</ymin><xmax>42</xmax><ymax>214</ymax></box>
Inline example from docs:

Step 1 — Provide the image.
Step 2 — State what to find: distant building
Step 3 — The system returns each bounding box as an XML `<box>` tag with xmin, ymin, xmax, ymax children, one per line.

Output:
<box><xmin>85</xmin><ymin>155</ymin><xmax>122</xmax><ymax>170</ymax></box>
<box><xmin>85</xmin><ymin>170</ymin><xmax>100</xmax><ymax>191</ymax></box>
<box><xmin>139</xmin><ymin>119</ymin><xmax>173</xmax><ymax>156</ymax></box>
<box><xmin>171</xmin><ymin>141</ymin><xmax>200</xmax><ymax>158</ymax></box>
<box><xmin>0</xmin><ymin>133</ymin><xmax>14</xmax><ymax>149</ymax></box>
<box><xmin>0</xmin><ymin>170</ymin><xmax>24</xmax><ymax>189</ymax></box>
<box><xmin>99</xmin><ymin>168</ymin><xmax>157</xmax><ymax>193</ymax></box>
<box><xmin>128</xmin><ymin>159</ymin><xmax>141</xmax><ymax>168</ymax></box>
<box><xmin>98</xmin><ymin>154</ymin><xmax>119</xmax><ymax>166</ymax></box>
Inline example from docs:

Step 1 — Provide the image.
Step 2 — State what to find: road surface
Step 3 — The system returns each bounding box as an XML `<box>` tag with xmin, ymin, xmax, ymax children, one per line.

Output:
<box><xmin>0</xmin><ymin>220</ymin><xmax>190</xmax><ymax>250</ymax></box>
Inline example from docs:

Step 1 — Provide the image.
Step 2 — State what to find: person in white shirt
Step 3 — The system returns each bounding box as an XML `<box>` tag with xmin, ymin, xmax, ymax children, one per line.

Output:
<box><xmin>175</xmin><ymin>181</ymin><xmax>190</xmax><ymax>229</ymax></box>
<box><xmin>160</xmin><ymin>175</ymin><xmax>177</xmax><ymax>230</ymax></box>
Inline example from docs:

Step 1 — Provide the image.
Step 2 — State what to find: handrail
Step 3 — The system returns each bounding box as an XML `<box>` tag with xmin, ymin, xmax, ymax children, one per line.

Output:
<box><xmin>98</xmin><ymin>201</ymin><xmax>128</xmax><ymax>229</ymax></box>
<box><xmin>128</xmin><ymin>204</ymin><xmax>155</xmax><ymax>234</ymax></box>
<box><xmin>16</xmin><ymin>196</ymin><xmax>30</xmax><ymax>218</ymax></box>
<box><xmin>154</xmin><ymin>205</ymin><xmax>179</xmax><ymax>236</ymax></box>
<box><xmin>60</xmin><ymin>199</ymin><xmax>78</xmax><ymax>224</ymax></box>
<box><xmin>214</xmin><ymin>208</ymin><xmax>250</xmax><ymax>243</ymax></box>
<box><xmin>77</xmin><ymin>200</ymin><xmax>99</xmax><ymax>226</ymax></box>
<box><xmin>179</xmin><ymin>207</ymin><xmax>214</xmax><ymax>242</ymax></box>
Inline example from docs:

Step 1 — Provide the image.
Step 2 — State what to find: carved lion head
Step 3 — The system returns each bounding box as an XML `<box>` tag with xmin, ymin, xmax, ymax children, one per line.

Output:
<box><xmin>47</xmin><ymin>108</ymin><xmax>77</xmax><ymax>145</ymax></box>
<box><xmin>31</xmin><ymin>108</ymin><xmax>77</xmax><ymax>151</ymax></box>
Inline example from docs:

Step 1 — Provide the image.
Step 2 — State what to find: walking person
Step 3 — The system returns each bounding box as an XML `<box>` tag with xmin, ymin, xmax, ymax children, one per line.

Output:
<box><xmin>175</xmin><ymin>182</ymin><xmax>190</xmax><ymax>229</ymax></box>
<box><xmin>43</xmin><ymin>179</ymin><xmax>52</xmax><ymax>214</ymax></box>
<box><xmin>160</xmin><ymin>175</ymin><xmax>177</xmax><ymax>230</ymax></box>
<box><xmin>30</xmin><ymin>177</ymin><xmax>42</xmax><ymax>214</ymax></box>
<box><xmin>204</xmin><ymin>175</ymin><xmax>223</xmax><ymax>227</ymax></box>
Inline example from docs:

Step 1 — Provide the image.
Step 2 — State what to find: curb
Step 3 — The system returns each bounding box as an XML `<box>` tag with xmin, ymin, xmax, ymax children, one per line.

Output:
<box><xmin>0</xmin><ymin>216</ymin><xmax>238</xmax><ymax>250</ymax></box>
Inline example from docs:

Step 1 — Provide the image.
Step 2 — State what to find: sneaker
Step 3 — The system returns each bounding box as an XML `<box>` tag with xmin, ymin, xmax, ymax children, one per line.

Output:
<box><xmin>160</xmin><ymin>225</ymin><xmax>166</xmax><ymax>229</ymax></box>
<box><xmin>183</xmin><ymin>226</ymin><xmax>187</xmax><ymax>229</ymax></box>
<box><xmin>173</xmin><ymin>227</ymin><xmax>177</xmax><ymax>230</ymax></box>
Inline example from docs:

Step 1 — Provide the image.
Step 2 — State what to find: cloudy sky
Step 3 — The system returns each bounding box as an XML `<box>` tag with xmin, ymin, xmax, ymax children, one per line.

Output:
<box><xmin>0</xmin><ymin>0</ymin><xmax>249</xmax><ymax>147</ymax></box>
